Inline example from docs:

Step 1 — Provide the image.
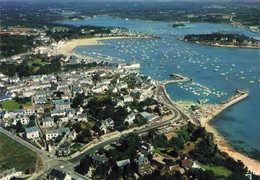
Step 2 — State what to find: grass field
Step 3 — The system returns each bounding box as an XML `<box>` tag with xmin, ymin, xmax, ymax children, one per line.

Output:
<box><xmin>30</xmin><ymin>59</ymin><xmax>49</xmax><ymax>66</ymax></box>
<box><xmin>0</xmin><ymin>133</ymin><xmax>37</xmax><ymax>172</ymax></box>
<box><xmin>1</xmin><ymin>100</ymin><xmax>32</xmax><ymax>110</ymax></box>
<box><xmin>200</xmin><ymin>164</ymin><xmax>232</xmax><ymax>177</ymax></box>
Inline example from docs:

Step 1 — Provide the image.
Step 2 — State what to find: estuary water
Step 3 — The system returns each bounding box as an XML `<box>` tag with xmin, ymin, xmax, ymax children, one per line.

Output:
<box><xmin>60</xmin><ymin>17</ymin><xmax>260</xmax><ymax>161</ymax></box>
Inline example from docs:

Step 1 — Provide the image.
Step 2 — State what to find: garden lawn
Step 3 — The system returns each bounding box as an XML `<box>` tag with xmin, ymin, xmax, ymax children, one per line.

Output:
<box><xmin>200</xmin><ymin>164</ymin><xmax>232</xmax><ymax>177</ymax></box>
<box><xmin>0</xmin><ymin>133</ymin><xmax>37</xmax><ymax>172</ymax></box>
<box><xmin>1</xmin><ymin>100</ymin><xmax>31</xmax><ymax>110</ymax></box>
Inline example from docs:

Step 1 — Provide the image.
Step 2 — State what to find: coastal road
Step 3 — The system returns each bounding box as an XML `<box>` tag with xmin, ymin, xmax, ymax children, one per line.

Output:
<box><xmin>68</xmin><ymin>118</ymin><xmax>176</xmax><ymax>165</ymax></box>
<box><xmin>155</xmin><ymin>83</ymin><xmax>189</xmax><ymax>121</ymax></box>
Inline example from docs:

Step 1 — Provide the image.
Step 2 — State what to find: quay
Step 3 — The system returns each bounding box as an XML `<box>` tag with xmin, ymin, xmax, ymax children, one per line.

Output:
<box><xmin>196</xmin><ymin>89</ymin><xmax>249</xmax><ymax>126</ymax></box>
<box><xmin>154</xmin><ymin>73</ymin><xmax>191</xmax><ymax>86</ymax></box>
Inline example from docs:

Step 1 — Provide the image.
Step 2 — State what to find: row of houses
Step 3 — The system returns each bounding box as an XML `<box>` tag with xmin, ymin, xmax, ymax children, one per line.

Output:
<box><xmin>92</xmin><ymin>111</ymin><xmax>159</xmax><ymax>135</ymax></box>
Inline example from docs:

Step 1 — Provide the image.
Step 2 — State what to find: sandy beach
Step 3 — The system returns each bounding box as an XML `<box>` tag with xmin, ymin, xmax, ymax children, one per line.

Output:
<box><xmin>205</xmin><ymin>123</ymin><xmax>260</xmax><ymax>175</ymax></box>
<box><xmin>200</xmin><ymin>93</ymin><xmax>260</xmax><ymax>175</ymax></box>
<box><xmin>55</xmin><ymin>36</ymin><xmax>151</xmax><ymax>60</ymax></box>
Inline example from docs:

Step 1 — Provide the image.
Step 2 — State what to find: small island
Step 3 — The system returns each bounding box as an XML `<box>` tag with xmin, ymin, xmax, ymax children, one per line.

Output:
<box><xmin>182</xmin><ymin>33</ymin><xmax>260</xmax><ymax>48</ymax></box>
<box><xmin>171</xmin><ymin>23</ymin><xmax>185</xmax><ymax>28</ymax></box>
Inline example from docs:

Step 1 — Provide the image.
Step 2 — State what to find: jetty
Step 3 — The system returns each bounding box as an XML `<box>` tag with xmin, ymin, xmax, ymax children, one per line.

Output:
<box><xmin>162</xmin><ymin>73</ymin><xmax>191</xmax><ymax>85</ymax></box>
<box><xmin>194</xmin><ymin>89</ymin><xmax>249</xmax><ymax>126</ymax></box>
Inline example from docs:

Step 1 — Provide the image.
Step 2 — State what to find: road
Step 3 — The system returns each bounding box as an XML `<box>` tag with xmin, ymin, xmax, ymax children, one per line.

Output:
<box><xmin>155</xmin><ymin>83</ymin><xmax>189</xmax><ymax>121</ymax></box>
<box><xmin>35</xmin><ymin>115</ymin><xmax>47</xmax><ymax>150</ymax></box>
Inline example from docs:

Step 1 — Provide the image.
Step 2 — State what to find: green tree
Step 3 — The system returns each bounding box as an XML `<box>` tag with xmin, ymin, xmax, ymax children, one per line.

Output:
<box><xmin>169</xmin><ymin>136</ymin><xmax>185</xmax><ymax>150</ymax></box>
<box><xmin>16</xmin><ymin>121</ymin><xmax>25</xmax><ymax>133</ymax></box>
<box><xmin>75</xmin><ymin>155</ymin><xmax>92</xmax><ymax>175</ymax></box>
<box><xmin>187</xmin><ymin>121</ymin><xmax>195</xmax><ymax>133</ymax></box>
<box><xmin>178</xmin><ymin>129</ymin><xmax>190</xmax><ymax>141</ymax></box>
<box><xmin>76</xmin><ymin>134</ymin><xmax>85</xmax><ymax>143</ymax></box>
<box><xmin>71</xmin><ymin>93</ymin><xmax>85</xmax><ymax>108</ymax></box>
<box><xmin>72</xmin><ymin>122</ymin><xmax>82</xmax><ymax>133</ymax></box>
<box><xmin>55</xmin><ymin>134</ymin><xmax>63</xmax><ymax>143</ymax></box>
<box><xmin>227</xmin><ymin>172</ymin><xmax>248</xmax><ymax>180</ymax></box>
<box><xmin>134</xmin><ymin>114</ymin><xmax>147</xmax><ymax>126</ymax></box>
<box><xmin>82</xmin><ymin>128</ymin><xmax>91</xmax><ymax>138</ymax></box>
<box><xmin>92</xmin><ymin>74</ymin><xmax>101</xmax><ymax>82</ymax></box>
<box><xmin>152</xmin><ymin>134</ymin><xmax>168</xmax><ymax>148</ymax></box>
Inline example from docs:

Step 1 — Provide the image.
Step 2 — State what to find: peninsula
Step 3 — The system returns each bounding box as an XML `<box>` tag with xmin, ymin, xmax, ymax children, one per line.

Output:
<box><xmin>182</xmin><ymin>33</ymin><xmax>260</xmax><ymax>48</ymax></box>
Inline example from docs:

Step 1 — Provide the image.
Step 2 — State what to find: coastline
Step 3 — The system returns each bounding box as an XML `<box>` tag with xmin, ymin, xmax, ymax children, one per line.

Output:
<box><xmin>56</xmin><ymin>36</ymin><xmax>260</xmax><ymax>174</ymax></box>
<box><xmin>55</xmin><ymin>36</ymin><xmax>152</xmax><ymax>61</ymax></box>
<box><xmin>180</xmin><ymin>39</ymin><xmax>260</xmax><ymax>49</ymax></box>
<box><xmin>205</xmin><ymin>123</ymin><xmax>260</xmax><ymax>175</ymax></box>
<box><xmin>199</xmin><ymin>93</ymin><xmax>260</xmax><ymax>174</ymax></box>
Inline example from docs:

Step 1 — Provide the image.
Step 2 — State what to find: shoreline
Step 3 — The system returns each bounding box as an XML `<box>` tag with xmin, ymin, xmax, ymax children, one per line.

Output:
<box><xmin>180</xmin><ymin>39</ymin><xmax>260</xmax><ymax>49</ymax></box>
<box><xmin>199</xmin><ymin>93</ymin><xmax>260</xmax><ymax>175</ymax></box>
<box><xmin>55</xmin><ymin>36</ymin><xmax>152</xmax><ymax>61</ymax></box>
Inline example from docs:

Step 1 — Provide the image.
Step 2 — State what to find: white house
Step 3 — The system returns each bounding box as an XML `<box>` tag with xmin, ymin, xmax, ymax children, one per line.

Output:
<box><xmin>42</xmin><ymin>118</ymin><xmax>54</xmax><ymax>127</ymax></box>
<box><xmin>50</xmin><ymin>109</ymin><xmax>66</xmax><ymax>117</ymax></box>
<box><xmin>12</xmin><ymin>115</ymin><xmax>29</xmax><ymax>125</ymax></box>
<box><xmin>2</xmin><ymin>110</ymin><xmax>24</xmax><ymax>119</ymax></box>
<box><xmin>139</xmin><ymin>112</ymin><xmax>159</xmax><ymax>122</ymax></box>
<box><xmin>78</xmin><ymin>113</ymin><xmax>88</xmax><ymax>122</ymax></box>
<box><xmin>124</xmin><ymin>112</ymin><xmax>135</xmax><ymax>125</ymax></box>
<box><xmin>25</xmin><ymin>126</ymin><xmax>39</xmax><ymax>139</ymax></box>
<box><xmin>69</xmin><ymin>129</ymin><xmax>77</xmax><ymax>141</ymax></box>
<box><xmin>55</xmin><ymin>102</ymin><xmax>71</xmax><ymax>110</ymax></box>
<box><xmin>34</xmin><ymin>104</ymin><xmax>44</xmax><ymax>114</ymax></box>
<box><xmin>104</xmin><ymin>118</ymin><xmax>114</xmax><ymax>129</ymax></box>
<box><xmin>23</xmin><ymin>106</ymin><xmax>35</xmax><ymax>116</ymax></box>
<box><xmin>122</xmin><ymin>95</ymin><xmax>133</xmax><ymax>103</ymax></box>
<box><xmin>93</xmin><ymin>121</ymin><xmax>107</xmax><ymax>135</ymax></box>
<box><xmin>46</xmin><ymin>127</ymin><xmax>70</xmax><ymax>141</ymax></box>
<box><xmin>92</xmin><ymin>85</ymin><xmax>109</xmax><ymax>93</ymax></box>
<box><xmin>33</xmin><ymin>98</ymin><xmax>48</xmax><ymax>104</ymax></box>
<box><xmin>92</xmin><ymin>86</ymin><xmax>103</xmax><ymax>93</ymax></box>
<box><xmin>0</xmin><ymin>168</ymin><xmax>22</xmax><ymax>180</ymax></box>
<box><xmin>116</xmin><ymin>82</ymin><xmax>128</xmax><ymax>90</ymax></box>
<box><xmin>23</xmin><ymin>90</ymin><xmax>35</xmax><ymax>97</ymax></box>
<box><xmin>61</xmin><ymin>94</ymin><xmax>70</xmax><ymax>100</ymax></box>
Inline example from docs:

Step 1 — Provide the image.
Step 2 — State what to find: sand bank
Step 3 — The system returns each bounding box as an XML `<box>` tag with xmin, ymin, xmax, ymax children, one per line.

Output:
<box><xmin>55</xmin><ymin>36</ymin><xmax>151</xmax><ymax>60</ymax></box>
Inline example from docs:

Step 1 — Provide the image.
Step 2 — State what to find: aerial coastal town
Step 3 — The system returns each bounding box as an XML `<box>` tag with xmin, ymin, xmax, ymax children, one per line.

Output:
<box><xmin>0</xmin><ymin>1</ymin><xmax>260</xmax><ymax>180</ymax></box>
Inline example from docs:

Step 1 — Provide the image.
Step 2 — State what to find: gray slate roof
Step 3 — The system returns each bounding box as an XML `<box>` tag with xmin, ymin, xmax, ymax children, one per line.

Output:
<box><xmin>25</xmin><ymin>126</ymin><xmax>39</xmax><ymax>133</ymax></box>
<box><xmin>92</xmin><ymin>154</ymin><xmax>107</xmax><ymax>163</ymax></box>
<box><xmin>116</xmin><ymin>159</ymin><xmax>130</xmax><ymax>167</ymax></box>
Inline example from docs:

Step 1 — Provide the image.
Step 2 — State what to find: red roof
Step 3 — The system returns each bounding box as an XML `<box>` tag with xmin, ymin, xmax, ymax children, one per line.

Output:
<box><xmin>182</xmin><ymin>158</ymin><xmax>194</xmax><ymax>169</ymax></box>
